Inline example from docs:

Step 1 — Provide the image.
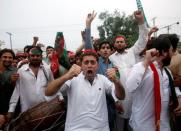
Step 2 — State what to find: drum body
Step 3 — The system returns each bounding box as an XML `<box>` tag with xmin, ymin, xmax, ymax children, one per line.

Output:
<box><xmin>7</xmin><ymin>97</ymin><xmax>66</xmax><ymax>131</ymax></box>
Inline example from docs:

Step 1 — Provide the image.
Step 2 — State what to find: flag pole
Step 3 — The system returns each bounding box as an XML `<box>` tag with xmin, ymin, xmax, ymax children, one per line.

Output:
<box><xmin>136</xmin><ymin>0</ymin><xmax>149</xmax><ymax>28</ymax></box>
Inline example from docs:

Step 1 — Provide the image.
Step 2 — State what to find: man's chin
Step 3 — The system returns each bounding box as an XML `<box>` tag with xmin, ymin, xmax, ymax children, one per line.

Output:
<box><xmin>3</xmin><ymin>63</ymin><xmax>11</xmax><ymax>68</ymax></box>
<box><xmin>4</xmin><ymin>65</ymin><xmax>11</xmax><ymax>68</ymax></box>
<box><xmin>30</xmin><ymin>62</ymin><xmax>41</xmax><ymax>67</ymax></box>
<box><xmin>116</xmin><ymin>48</ymin><xmax>125</xmax><ymax>53</ymax></box>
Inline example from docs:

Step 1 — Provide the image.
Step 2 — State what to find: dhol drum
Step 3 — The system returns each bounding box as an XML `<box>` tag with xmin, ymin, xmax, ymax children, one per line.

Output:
<box><xmin>6</xmin><ymin>97</ymin><xmax>66</xmax><ymax>131</ymax></box>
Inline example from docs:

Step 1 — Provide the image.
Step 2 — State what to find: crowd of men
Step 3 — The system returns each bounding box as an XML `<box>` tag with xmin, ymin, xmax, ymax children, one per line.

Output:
<box><xmin>0</xmin><ymin>10</ymin><xmax>181</xmax><ymax>131</ymax></box>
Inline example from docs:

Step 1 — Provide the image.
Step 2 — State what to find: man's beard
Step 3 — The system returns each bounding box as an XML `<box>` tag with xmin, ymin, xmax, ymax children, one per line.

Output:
<box><xmin>3</xmin><ymin>61</ymin><xmax>12</xmax><ymax>68</ymax></box>
<box><xmin>162</xmin><ymin>56</ymin><xmax>171</xmax><ymax>66</ymax></box>
<box><xmin>29</xmin><ymin>61</ymin><xmax>41</xmax><ymax>67</ymax></box>
<box><xmin>115</xmin><ymin>47</ymin><xmax>125</xmax><ymax>53</ymax></box>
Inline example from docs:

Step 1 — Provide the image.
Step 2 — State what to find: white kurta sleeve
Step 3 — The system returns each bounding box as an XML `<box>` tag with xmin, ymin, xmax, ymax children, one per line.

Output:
<box><xmin>132</xmin><ymin>23</ymin><xmax>148</xmax><ymax>56</ymax></box>
<box><xmin>60</xmin><ymin>80</ymin><xmax>71</xmax><ymax>94</ymax></box>
<box><xmin>126</xmin><ymin>62</ymin><xmax>147</xmax><ymax>93</ymax></box>
<box><xmin>103</xmin><ymin>76</ymin><xmax>117</xmax><ymax>101</ymax></box>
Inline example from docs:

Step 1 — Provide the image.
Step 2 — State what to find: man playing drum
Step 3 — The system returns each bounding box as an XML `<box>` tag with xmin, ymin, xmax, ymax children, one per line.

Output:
<box><xmin>8</xmin><ymin>46</ymin><xmax>55</xmax><ymax>119</ymax></box>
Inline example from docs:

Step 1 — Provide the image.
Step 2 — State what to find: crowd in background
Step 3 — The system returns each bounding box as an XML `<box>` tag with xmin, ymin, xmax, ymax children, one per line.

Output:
<box><xmin>0</xmin><ymin>10</ymin><xmax>181</xmax><ymax>131</ymax></box>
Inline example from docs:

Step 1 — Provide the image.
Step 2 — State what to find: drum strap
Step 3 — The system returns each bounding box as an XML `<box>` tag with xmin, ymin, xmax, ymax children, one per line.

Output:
<box><xmin>42</xmin><ymin>66</ymin><xmax>50</xmax><ymax>82</ymax></box>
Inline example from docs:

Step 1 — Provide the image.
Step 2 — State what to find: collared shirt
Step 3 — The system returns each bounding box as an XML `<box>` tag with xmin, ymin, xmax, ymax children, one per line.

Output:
<box><xmin>0</xmin><ymin>67</ymin><xmax>17</xmax><ymax>114</ymax></box>
<box><xmin>126</xmin><ymin>62</ymin><xmax>181</xmax><ymax>131</ymax></box>
<box><xmin>43</xmin><ymin>57</ymin><xmax>51</xmax><ymax>65</ymax></box>
<box><xmin>59</xmin><ymin>72</ymin><xmax>117</xmax><ymax>131</ymax></box>
<box><xmin>97</xmin><ymin>57</ymin><xmax>114</xmax><ymax>76</ymax></box>
<box><xmin>8</xmin><ymin>64</ymin><xmax>54</xmax><ymax>113</ymax></box>
<box><xmin>109</xmin><ymin>23</ymin><xmax>148</xmax><ymax>118</ymax></box>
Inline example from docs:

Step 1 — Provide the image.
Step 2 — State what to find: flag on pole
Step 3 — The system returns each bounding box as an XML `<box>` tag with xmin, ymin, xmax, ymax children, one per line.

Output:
<box><xmin>54</xmin><ymin>32</ymin><xmax>65</xmax><ymax>56</ymax></box>
<box><xmin>51</xmin><ymin>32</ymin><xmax>71</xmax><ymax>78</ymax></box>
<box><xmin>50</xmin><ymin>51</ymin><xmax>59</xmax><ymax>77</ymax></box>
<box><xmin>136</xmin><ymin>0</ymin><xmax>149</xmax><ymax>27</ymax></box>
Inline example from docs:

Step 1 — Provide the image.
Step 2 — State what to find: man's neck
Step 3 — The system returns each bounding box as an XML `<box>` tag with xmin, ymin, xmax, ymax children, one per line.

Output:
<box><xmin>117</xmin><ymin>49</ymin><xmax>125</xmax><ymax>54</ymax></box>
<box><xmin>88</xmin><ymin>79</ymin><xmax>94</xmax><ymax>85</ymax></box>
<box><xmin>84</xmin><ymin>76</ymin><xmax>95</xmax><ymax>86</ymax></box>
<box><xmin>156</xmin><ymin>59</ymin><xmax>164</xmax><ymax>71</ymax></box>
<box><xmin>29</xmin><ymin>64</ymin><xmax>41</xmax><ymax>71</ymax></box>
<box><xmin>101</xmin><ymin>56</ymin><xmax>109</xmax><ymax>64</ymax></box>
<box><xmin>29</xmin><ymin>64</ymin><xmax>41</xmax><ymax>77</ymax></box>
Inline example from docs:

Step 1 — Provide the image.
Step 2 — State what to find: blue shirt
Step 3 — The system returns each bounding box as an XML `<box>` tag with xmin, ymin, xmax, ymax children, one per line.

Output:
<box><xmin>97</xmin><ymin>57</ymin><xmax>114</xmax><ymax>76</ymax></box>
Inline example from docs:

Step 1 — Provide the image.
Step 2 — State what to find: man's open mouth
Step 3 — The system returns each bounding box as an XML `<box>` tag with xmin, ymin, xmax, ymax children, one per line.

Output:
<box><xmin>87</xmin><ymin>70</ymin><xmax>93</xmax><ymax>75</ymax></box>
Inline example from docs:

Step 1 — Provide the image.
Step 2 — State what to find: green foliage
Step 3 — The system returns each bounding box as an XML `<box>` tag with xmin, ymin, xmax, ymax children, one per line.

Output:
<box><xmin>97</xmin><ymin>10</ymin><xmax>139</xmax><ymax>47</ymax></box>
<box><xmin>177</xmin><ymin>42</ymin><xmax>181</xmax><ymax>48</ymax></box>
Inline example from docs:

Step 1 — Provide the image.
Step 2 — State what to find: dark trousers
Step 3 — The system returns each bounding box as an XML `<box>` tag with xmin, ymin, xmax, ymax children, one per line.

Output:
<box><xmin>175</xmin><ymin>116</ymin><xmax>181</xmax><ymax>131</ymax></box>
<box><xmin>112</xmin><ymin>113</ymin><xmax>133</xmax><ymax>131</ymax></box>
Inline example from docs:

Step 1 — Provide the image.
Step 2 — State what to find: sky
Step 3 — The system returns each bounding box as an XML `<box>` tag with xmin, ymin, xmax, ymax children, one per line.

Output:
<box><xmin>0</xmin><ymin>0</ymin><xmax>181</xmax><ymax>52</ymax></box>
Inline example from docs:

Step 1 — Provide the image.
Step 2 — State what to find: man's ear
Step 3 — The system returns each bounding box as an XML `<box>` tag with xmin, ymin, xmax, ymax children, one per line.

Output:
<box><xmin>162</xmin><ymin>51</ymin><xmax>168</xmax><ymax>58</ymax></box>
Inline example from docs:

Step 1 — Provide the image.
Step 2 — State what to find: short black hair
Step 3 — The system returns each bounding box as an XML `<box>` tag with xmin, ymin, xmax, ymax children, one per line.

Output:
<box><xmin>0</xmin><ymin>48</ymin><xmax>15</xmax><ymax>59</ymax></box>
<box><xmin>24</xmin><ymin>45</ymin><xmax>32</xmax><ymax>53</ymax></box>
<box><xmin>98</xmin><ymin>40</ymin><xmax>113</xmax><ymax>50</ymax></box>
<box><xmin>80</xmin><ymin>50</ymin><xmax>99</xmax><ymax>62</ymax></box>
<box><xmin>46</xmin><ymin>46</ymin><xmax>54</xmax><ymax>51</ymax></box>
<box><xmin>148</xmin><ymin>36</ymin><xmax>171</xmax><ymax>55</ymax></box>
<box><xmin>159</xmin><ymin>34</ymin><xmax>179</xmax><ymax>50</ymax></box>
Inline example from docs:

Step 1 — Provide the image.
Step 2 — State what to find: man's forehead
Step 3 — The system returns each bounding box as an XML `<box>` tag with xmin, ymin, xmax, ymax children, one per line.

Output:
<box><xmin>101</xmin><ymin>43</ymin><xmax>110</xmax><ymax>47</ymax></box>
<box><xmin>2</xmin><ymin>52</ymin><xmax>13</xmax><ymax>57</ymax></box>
<box><xmin>47</xmin><ymin>48</ymin><xmax>54</xmax><ymax>51</ymax></box>
<box><xmin>116</xmin><ymin>37</ymin><xmax>125</xmax><ymax>41</ymax></box>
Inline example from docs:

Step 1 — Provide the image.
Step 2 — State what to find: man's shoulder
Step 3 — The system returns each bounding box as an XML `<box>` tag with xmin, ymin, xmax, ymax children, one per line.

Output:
<box><xmin>18</xmin><ymin>64</ymin><xmax>29</xmax><ymax>71</ymax></box>
<box><xmin>96</xmin><ymin>74</ymin><xmax>109</xmax><ymax>81</ymax></box>
<box><xmin>109</xmin><ymin>52</ymin><xmax>117</xmax><ymax>58</ymax></box>
<box><xmin>41</xmin><ymin>64</ymin><xmax>50</xmax><ymax>70</ymax></box>
<box><xmin>109</xmin><ymin>52</ymin><xmax>119</xmax><ymax>62</ymax></box>
<box><xmin>170</xmin><ymin>53</ymin><xmax>181</xmax><ymax>66</ymax></box>
<box><xmin>71</xmin><ymin>72</ymin><xmax>84</xmax><ymax>81</ymax></box>
<box><xmin>173</xmin><ymin>53</ymin><xmax>181</xmax><ymax>60</ymax></box>
<box><xmin>131</xmin><ymin>62</ymin><xmax>144</xmax><ymax>70</ymax></box>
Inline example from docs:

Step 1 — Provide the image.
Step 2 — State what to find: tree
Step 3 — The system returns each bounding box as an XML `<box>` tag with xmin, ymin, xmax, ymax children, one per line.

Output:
<box><xmin>97</xmin><ymin>10</ymin><xmax>139</xmax><ymax>47</ymax></box>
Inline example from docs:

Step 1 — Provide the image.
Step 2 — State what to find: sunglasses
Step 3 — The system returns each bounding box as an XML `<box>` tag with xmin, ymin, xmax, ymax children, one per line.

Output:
<box><xmin>83</xmin><ymin>60</ymin><xmax>97</xmax><ymax>65</ymax></box>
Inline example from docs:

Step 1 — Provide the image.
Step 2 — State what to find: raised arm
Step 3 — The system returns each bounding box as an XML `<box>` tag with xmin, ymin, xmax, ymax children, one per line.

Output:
<box><xmin>85</xmin><ymin>11</ymin><xmax>97</xmax><ymax>49</ymax></box>
<box><xmin>127</xmin><ymin>48</ymin><xmax>158</xmax><ymax>92</ymax></box>
<box><xmin>106</xmin><ymin>68</ymin><xmax>125</xmax><ymax>100</ymax></box>
<box><xmin>132</xmin><ymin>10</ymin><xmax>149</xmax><ymax>56</ymax></box>
<box><xmin>76</xmin><ymin>30</ymin><xmax>86</xmax><ymax>53</ymax></box>
<box><xmin>148</xmin><ymin>27</ymin><xmax>158</xmax><ymax>40</ymax></box>
<box><xmin>45</xmin><ymin>64</ymin><xmax>81</xmax><ymax>96</ymax></box>
<box><xmin>32</xmin><ymin>36</ymin><xmax>39</xmax><ymax>46</ymax></box>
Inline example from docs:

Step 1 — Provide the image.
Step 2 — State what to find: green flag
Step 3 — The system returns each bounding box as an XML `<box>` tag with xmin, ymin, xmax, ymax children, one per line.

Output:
<box><xmin>54</xmin><ymin>32</ymin><xmax>71</xmax><ymax>70</ymax></box>
<box><xmin>136</xmin><ymin>0</ymin><xmax>149</xmax><ymax>27</ymax></box>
